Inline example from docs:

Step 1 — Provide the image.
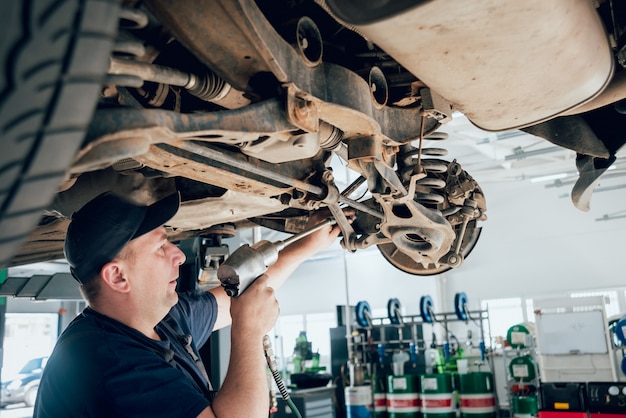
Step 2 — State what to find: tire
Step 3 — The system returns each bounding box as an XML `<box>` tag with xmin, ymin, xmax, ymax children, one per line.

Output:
<box><xmin>0</xmin><ymin>0</ymin><xmax>120</xmax><ymax>267</ymax></box>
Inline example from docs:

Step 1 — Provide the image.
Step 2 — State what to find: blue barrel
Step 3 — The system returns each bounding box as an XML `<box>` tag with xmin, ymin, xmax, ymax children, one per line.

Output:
<box><xmin>346</xmin><ymin>385</ymin><xmax>373</xmax><ymax>418</ymax></box>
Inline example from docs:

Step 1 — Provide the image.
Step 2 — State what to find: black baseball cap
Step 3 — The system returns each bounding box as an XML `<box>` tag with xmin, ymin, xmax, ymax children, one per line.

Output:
<box><xmin>64</xmin><ymin>192</ymin><xmax>180</xmax><ymax>284</ymax></box>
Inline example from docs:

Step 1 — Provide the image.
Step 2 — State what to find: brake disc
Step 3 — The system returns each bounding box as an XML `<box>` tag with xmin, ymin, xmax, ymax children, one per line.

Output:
<box><xmin>377</xmin><ymin>158</ymin><xmax>486</xmax><ymax>276</ymax></box>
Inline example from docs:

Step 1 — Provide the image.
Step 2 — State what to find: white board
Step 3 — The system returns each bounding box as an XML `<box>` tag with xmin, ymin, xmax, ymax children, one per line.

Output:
<box><xmin>536</xmin><ymin>310</ymin><xmax>608</xmax><ymax>354</ymax></box>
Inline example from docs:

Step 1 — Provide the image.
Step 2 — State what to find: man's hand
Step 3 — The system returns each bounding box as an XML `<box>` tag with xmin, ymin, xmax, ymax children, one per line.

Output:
<box><xmin>229</xmin><ymin>274</ymin><xmax>279</xmax><ymax>339</ymax></box>
<box><xmin>259</xmin><ymin>208</ymin><xmax>355</xmax><ymax>291</ymax></box>
<box><xmin>293</xmin><ymin>208</ymin><xmax>356</xmax><ymax>257</ymax></box>
<box><xmin>210</xmin><ymin>274</ymin><xmax>277</xmax><ymax>418</ymax></box>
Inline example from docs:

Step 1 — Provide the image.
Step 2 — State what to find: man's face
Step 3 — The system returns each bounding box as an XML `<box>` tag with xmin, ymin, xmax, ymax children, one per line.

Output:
<box><xmin>122</xmin><ymin>227</ymin><xmax>186</xmax><ymax>316</ymax></box>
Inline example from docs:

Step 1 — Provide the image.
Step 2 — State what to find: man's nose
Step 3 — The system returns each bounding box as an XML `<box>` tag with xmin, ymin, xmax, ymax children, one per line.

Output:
<box><xmin>171</xmin><ymin>243</ymin><xmax>186</xmax><ymax>266</ymax></box>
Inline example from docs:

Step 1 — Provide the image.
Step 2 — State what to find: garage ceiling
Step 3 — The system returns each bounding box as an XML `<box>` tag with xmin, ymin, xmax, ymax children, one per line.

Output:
<box><xmin>439</xmin><ymin>113</ymin><xmax>626</xmax><ymax>194</ymax></box>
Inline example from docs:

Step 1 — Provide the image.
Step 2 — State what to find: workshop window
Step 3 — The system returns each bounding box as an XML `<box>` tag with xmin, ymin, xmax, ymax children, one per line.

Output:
<box><xmin>272</xmin><ymin>315</ymin><xmax>304</xmax><ymax>364</ymax></box>
<box><xmin>2</xmin><ymin>313</ymin><xmax>58</xmax><ymax>378</ymax></box>
<box><xmin>272</xmin><ymin>312</ymin><xmax>335</xmax><ymax>375</ymax></box>
<box><xmin>525</xmin><ymin>299</ymin><xmax>535</xmax><ymax>323</ymax></box>
<box><xmin>480</xmin><ymin>297</ymin><xmax>524</xmax><ymax>346</ymax></box>
<box><xmin>569</xmin><ymin>289</ymin><xmax>620</xmax><ymax>318</ymax></box>
<box><xmin>302</xmin><ymin>312</ymin><xmax>335</xmax><ymax>371</ymax></box>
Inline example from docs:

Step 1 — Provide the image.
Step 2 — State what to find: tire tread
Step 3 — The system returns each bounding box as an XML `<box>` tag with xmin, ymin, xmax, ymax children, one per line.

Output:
<box><xmin>0</xmin><ymin>0</ymin><xmax>120</xmax><ymax>265</ymax></box>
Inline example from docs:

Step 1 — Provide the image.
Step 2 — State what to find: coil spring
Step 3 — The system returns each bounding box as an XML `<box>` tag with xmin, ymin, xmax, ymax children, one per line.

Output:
<box><xmin>113</xmin><ymin>6</ymin><xmax>148</xmax><ymax>57</ymax></box>
<box><xmin>105</xmin><ymin>7</ymin><xmax>149</xmax><ymax>88</ymax></box>
<box><xmin>319</xmin><ymin>122</ymin><xmax>344</xmax><ymax>151</ymax></box>
<box><xmin>119</xmin><ymin>7</ymin><xmax>149</xmax><ymax>30</ymax></box>
<box><xmin>398</xmin><ymin>132</ymin><xmax>449</xmax><ymax>205</ymax></box>
<box><xmin>108</xmin><ymin>6</ymin><xmax>232</xmax><ymax>105</ymax></box>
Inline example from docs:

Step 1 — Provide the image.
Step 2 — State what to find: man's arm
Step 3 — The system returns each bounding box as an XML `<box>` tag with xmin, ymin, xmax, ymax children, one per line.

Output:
<box><xmin>199</xmin><ymin>275</ymin><xmax>279</xmax><ymax>418</ymax></box>
<box><xmin>263</xmin><ymin>213</ymin><xmax>343</xmax><ymax>290</ymax></box>
<box><xmin>209</xmin><ymin>212</ymin><xmax>346</xmax><ymax>330</ymax></box>
<box><xmin>208</xmin><ymin>286</ymin><xmax>232</xmax><ymax>330</ymax></box>
<box><xmin>198</xmin><ymin>213</ymin><xmax>351</xmax><ymax>416</ymax></box>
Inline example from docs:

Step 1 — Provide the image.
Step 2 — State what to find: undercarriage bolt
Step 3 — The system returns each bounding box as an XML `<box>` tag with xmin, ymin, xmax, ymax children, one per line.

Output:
<box><xmin>441</xmin><ymin>251</ymin><xmax>463</xmax><ymax>267</ymax></box>
<box><xmin>461</xmin><ymin>198</ymin><xmax>478</xmax><ymax>217</ymax></box>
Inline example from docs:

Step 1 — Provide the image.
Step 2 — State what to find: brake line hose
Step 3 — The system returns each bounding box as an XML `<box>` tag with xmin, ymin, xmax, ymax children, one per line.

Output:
<box><xmin>263</xmin><ymin>335</ymin><xmax>303</xmax><ymax>418</ymax></box>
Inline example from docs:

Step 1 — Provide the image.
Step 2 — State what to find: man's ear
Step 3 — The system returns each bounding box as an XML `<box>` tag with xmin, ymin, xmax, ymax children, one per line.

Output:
<box><xmin>100</xmin><ymin>261</ymin><xmax>131</xmax><ymax>293</ymax></box>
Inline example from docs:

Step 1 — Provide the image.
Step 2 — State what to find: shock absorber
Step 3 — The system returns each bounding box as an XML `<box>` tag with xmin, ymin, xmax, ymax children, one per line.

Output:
<box><xmin>105</xmin><ymin>5</ymin><xmax>250</xmax><ymax>109</ymax></box>
<box><xmin>396</xmin><ymin>131</ymin><xmax>481</xmax><ymax>268</ymax></box>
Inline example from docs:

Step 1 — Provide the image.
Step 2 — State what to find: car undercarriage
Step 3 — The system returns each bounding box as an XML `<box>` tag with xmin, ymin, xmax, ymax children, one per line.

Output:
<box><xmin>2</xmin><ymin>0</ymin><xmax>626</xmax><ymax>278</ymax></box>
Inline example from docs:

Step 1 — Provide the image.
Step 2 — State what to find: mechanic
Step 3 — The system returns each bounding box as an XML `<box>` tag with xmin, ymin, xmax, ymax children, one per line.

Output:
<box><xmin>33</xmin><ymin>191</ymin><xmax>343</xmax><ymax>418</ymax></box>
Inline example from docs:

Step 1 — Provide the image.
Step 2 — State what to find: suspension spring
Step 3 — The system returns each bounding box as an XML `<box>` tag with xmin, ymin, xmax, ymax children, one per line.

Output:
<box><xmin>119</xmin><ymin>6</ymin><xmax>149</xmax><ymax>30</ymax></box>
<box><xmin>398</xmin><ymin>132</ymin><xmax>450</xmax><ymax>206</ymax></box>
<box><xmin>113</xmin><ymin>6</ymin><xmax>150</xmax><ymax>56</ymax></box>
<box><xmin>106</xmin><ymin>6</ymin><xmax>149</xmax><ymax>88</ymax></box>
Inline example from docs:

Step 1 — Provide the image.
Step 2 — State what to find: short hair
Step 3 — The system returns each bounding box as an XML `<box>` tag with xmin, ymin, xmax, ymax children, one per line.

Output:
<box><xmin>79</xmin><ymin>275</ymin><xmax>102</xmax><ymax>303</ymax></box>
<box><xmin>79</xmin><ymin>244</ymin><xmax>135</xmax><ymax>304</ymax></box>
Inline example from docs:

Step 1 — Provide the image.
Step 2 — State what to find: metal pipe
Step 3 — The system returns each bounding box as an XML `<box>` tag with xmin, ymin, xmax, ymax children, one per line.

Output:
<box><xmin>174</xmin><ymin>140</ymin><xmax>384</xmax><ymax>217</ymax></box>
<box><xmin>338</xmin><ymin>196</ymin><xmax>383</xmax><ymax>219</ymax></box>
<box><xmin>341</xmin><ymin>175</ymin><xmax>366</xmax><ymax>198</ymax></box>
<box><xmin>278</xmin><ymin>219</ymin><xmax>336</xmax><ymax>249</ymax></box>
<box><xmin>109</xmin><ymin>57</ymin><xmax>192</xmax><ymax>87</ymax></box>
<box><xmin>342</xmin><ymin>250</ymin><xmax>354</xmax><ymax>370</ymax></box>
<box><xmin>171</xmin><ymin>140</ymin><xmax>326</xmax><ymax>196</ymax></box>
<box><xmin>108</xmin><ymin>58</ymin><xmax>250</xmax><ymax>108</ymax></box>
<box><xmin>504</xmin><ymin>146</ymin><xmax>562</xmax><ymax>161</ymax></box>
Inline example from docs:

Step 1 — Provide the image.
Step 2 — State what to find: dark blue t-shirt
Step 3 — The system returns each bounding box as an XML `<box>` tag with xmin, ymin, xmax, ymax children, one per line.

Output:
<box><xmin>33</xmin><ymin>291</ymin><xmax>218</xmax><ymax>418</ymax></box>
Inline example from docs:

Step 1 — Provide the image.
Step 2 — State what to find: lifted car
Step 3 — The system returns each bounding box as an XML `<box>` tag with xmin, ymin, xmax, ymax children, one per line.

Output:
<box><xmin>1</xmin><ymin>0</ymin><xmax>624</xmax><ymax>280</ymax></box>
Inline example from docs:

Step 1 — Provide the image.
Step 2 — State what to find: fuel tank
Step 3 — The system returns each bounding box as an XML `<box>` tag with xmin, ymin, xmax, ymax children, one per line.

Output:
<box><xmin>326</xmin><ymin>0</ymin><xmax>613</xmax><ymax>131</ymax></box>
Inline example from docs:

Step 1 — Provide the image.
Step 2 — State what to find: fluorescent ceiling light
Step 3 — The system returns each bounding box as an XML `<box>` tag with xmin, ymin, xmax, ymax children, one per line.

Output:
<box><xmin>530</xmin><ymin>173</ymin><xmax>568</xmax><ymax>183</ymax></box>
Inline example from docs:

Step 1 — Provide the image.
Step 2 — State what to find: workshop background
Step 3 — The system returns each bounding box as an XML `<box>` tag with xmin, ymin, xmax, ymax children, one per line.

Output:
<box><xmin>2</xmin><ymin>116</ymin><xmax>626</xmax><ymax>417</ymax></box>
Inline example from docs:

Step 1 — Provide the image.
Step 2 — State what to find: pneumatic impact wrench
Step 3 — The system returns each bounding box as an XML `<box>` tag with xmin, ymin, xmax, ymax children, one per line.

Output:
<box><xmin>216</xmin><ymin>218</ymin><xmax>336</xmax><ymax>297</ymax></box>
<box><xmin>216</xmin><ymin>218</ymin><xmax>335</xmax><ymax>418</ymax></box>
